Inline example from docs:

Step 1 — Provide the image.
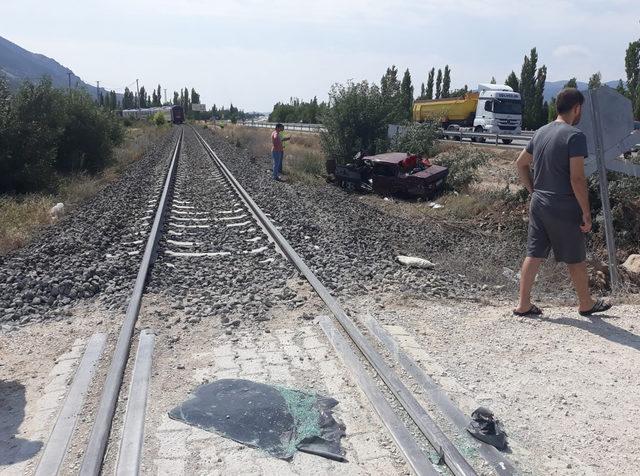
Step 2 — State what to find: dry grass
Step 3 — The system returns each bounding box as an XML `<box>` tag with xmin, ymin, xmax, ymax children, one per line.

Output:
<box><xmin>0</xmin><ymin>124</ymin><xmax>170</xmax><ymax>255</ymax></box>
<box><xmin>209</xmin><ymin>124</ymin><xmax>327</xmax><ymax>184</ymax></box>
<box><xmin>0</xmin><ymin>195</ymin><xmax>53</xmax><ymax>254</ymax></box>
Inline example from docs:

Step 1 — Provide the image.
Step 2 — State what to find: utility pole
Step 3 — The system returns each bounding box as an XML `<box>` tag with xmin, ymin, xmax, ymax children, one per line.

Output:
<box><xmin>136</xmin><ymin>79</ymin><xmax>140</xmax><ymax>111</ymax></box>
<box><xmin>164</xmin><ymin>88</ymin><xmax>167</xmax><ymax>104</ymax></box>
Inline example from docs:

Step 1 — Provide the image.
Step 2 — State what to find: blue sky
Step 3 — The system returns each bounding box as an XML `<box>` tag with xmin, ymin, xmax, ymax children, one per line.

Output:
<box><xmin>2</xmin><ymin>0</ymin><xmax>639</xmax><ymax>111</ymax></box>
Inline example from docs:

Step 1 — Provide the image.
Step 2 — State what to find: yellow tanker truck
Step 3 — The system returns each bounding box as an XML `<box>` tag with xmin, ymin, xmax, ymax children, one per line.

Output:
<box><xmin>413</xmin><ymin>84</ymin><xmax>522</xmax><ymax>144</ymax></box>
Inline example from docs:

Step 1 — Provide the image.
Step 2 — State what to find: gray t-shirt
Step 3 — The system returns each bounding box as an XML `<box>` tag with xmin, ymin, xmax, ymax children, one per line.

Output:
<box><xmin>525</xmin><ymin>121</ymin><xmax>588</xmax><ymax>198</ymax></box>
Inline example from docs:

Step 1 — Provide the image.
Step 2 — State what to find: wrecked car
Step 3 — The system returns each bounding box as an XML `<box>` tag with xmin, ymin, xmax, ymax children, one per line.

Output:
<box><xmin>333</xmin><ymin>152</ymin><xmax>449</xmax><ymax>199</ymax></box>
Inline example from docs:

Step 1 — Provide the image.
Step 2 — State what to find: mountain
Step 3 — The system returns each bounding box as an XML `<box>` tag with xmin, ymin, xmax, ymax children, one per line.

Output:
<box><xmin>0</xmin><ymin>35</ymin><xmax>102</xmax><ymax>99</ymax></box>
<box><xmin>543</xmin><ymin>80</ymin><xmax>622</xmax><ymax>102</ymax></box>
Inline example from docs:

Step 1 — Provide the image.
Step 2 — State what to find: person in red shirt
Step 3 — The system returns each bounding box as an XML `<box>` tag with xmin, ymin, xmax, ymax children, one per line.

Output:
<box><xmin>271</xmin><ymin>123</ymin><xmax>290</xmax><ymax>180</ymax></box>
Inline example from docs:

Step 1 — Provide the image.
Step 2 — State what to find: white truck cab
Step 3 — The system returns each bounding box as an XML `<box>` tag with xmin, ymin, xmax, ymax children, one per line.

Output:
<box><xmin>473</xmin><ymin>84</ymin><xmax>522</xmax><ymax>138</ymax></box>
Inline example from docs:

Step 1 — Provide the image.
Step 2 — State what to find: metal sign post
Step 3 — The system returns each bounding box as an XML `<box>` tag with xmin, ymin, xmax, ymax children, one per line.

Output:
<box><xmin>576</xmin><ymin>86</ymin><xmax>640</xmax><ymax>291</ymax></box>
<box><xmin>588</xmin><ymin>92</ymin><xmax>620</xmax><ymax>288</ymax></box>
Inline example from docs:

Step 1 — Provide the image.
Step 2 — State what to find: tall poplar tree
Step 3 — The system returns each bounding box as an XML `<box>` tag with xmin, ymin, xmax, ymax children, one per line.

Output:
<box><xmin>505</xmin><ymin>71</ymin><xmax>519</xmax><ymax>92</ymax></box>
<box><xmin>435</xmin><ymin>68</ymin><xmax>442</xmax><ymax>99</ymax></box>
<box><xmin>426</xmin><ymin>68</ymin><xmax>435</xmax><ymax>99</ymax></box>
<box><xmin>442</xmin><ymin>65</ymin><xmax>451</xmax><ymax>98</ymax></box>
<box><xmin>400</xmin><ymin>68</ymin><xmax>414</xmax><ymax>121</ymax></box>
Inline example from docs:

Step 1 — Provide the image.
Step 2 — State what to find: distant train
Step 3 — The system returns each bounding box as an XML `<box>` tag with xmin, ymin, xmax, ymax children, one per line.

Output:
<box><xmin>121</xmin><ymin>105</ymin><xmax>185</xmax><ymax>124</ymax></box>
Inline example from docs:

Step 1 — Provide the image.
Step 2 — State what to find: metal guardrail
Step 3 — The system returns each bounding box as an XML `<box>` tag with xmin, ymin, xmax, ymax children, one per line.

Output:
<box><xmin>244</xmin><ymin>121</ymin><xmax>326</xmax><ymax>132</ymax></box>
<box><xmin>437</xmin><ymin>129</ymin><xmax>527</xmax><ymax>146</ymax></box>
<box><xmin>243</xmin><ymin>121</ymin><xmax>533</xmax><ymax>143</ymax></box>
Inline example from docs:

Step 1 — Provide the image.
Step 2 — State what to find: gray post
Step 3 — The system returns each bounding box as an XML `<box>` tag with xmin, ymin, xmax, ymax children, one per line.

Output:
<box><xmin>589</xmin><ymin>91</ymin><xmax>620</xmax><ymax>289</ymax></box>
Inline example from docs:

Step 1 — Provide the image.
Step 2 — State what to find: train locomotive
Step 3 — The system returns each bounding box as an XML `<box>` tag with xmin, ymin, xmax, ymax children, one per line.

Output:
<box><xmin>121</xmin><ymin>105</ymin><xmax>185</xmax><ymax>124</ymax></box>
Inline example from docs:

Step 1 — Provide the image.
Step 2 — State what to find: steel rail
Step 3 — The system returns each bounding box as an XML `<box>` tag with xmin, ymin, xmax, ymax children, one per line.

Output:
<box><xmin>191</xmin><ymin>126</ymin><xmax>478</xmax><ymax>476</ymax></box>
<box><xmin>79</xmin><ymin>128</ymin><xmax>183</xmax><ymax>476</ymax></box>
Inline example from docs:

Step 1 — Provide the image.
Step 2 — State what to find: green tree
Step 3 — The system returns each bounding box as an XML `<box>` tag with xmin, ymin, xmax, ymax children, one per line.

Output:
<box><xmin>156</xmin><ymin>84</ymin><xmax>162</xmax><ymax>106</ymax></box>
<box><xmin>400</xmin><ymin>68</ymin><xmax>414</xmax><ymax>121</ymax></box>
<box><xmin>426</xmin><ymin>68</ymin><xmax>435</xmax><ymax>100</ymax></box>
<box><xmin>490</xmin><ymin>77</ymin><xmax>497</xmax><ymax>84</ymax></box>
<box><xmin>420</xmin><ymin>83</ymin><xmax>425</xmax><ymax>99</ymax></box>
<box><xmin>616</xmin><ymin>79</ymin><xmax>628</xmax><ymax>97</ymax></box>
<box><xmin>380</xmin><ymin>65</ymin><xmax>403</xmax><ymax>123</ymax></box>
<box><xmin>442</xmin><ymin>65</ymin><xmax>451</xmax><ymax>98</ymax></box>
<box><xmin>109</xmin><ymin>90</ymin><xmax>117</xmax><ymax>110</ymax></box>
<box><xmin>320</xmin><ymin>81</ymin><xmax>388</xmax><ymax>164</ymax></box>
<box><xmin>139</xmin><ymin>86</ymin><xmax>147</xmax><ymax>108</ymax></box>
<box><xmin>636</xmin><ymin>82</ymin><xmax>640</xmax><ymax>119</ymax></box>
<box><xmin>520</xmin><ymin>48</ymin><xmax>546</xmax><ymax>129</ymax></box>
<box><xmin>535</xmin><ymin>65</ymin><xmax>547</xmax><ymax>127</ymax></box>
<box><xmin>450</xmin><ymin>85</ymin><xmax>469</xmax><ymax>98</ymax></box>
<box><xmin>505</xmin><ymin>71</ymin><xmax>519</xmax><ymax>92</ymax></box>
<box><xmin>548</xmin><ymin>97</ymin><xmax>557</xmax><ymax>122</ymax></box>
<box><xmin>588</xmin><ymin>72</ymin><xmax>602</xmax><ymax>89</ymax></box>
<box><xmin>268</xmin><ymin>97</ymin><xmax>327</xmax><ymax>123</ymax></box>
<box><xmin>191</xmin><ymin>88</ymin><xmax>200</xmax><ymax>104</ymax></box>
<box><xmin>435</xmin><ymin>68</ymin><xmax>442</xmax><ymax>99</ymax></box>
<box><xmin>122</xmin><ymin>87</ymin><xmax>135</xmax><ymax>109</ymax></box>
<box><xmin>173</xmin><ymin>91</ymin><xmax>179</xmax><ymax>105</ymax></box>
<box><xmin>625</xmin><ymin>39</ymin><xmax>640</xmax><ymax>112</ymax></box>
<box><xmin>182</xmin><ymin>87</ymin><xmax>190</xmax><ymax>111</ymax></box>
<box><xmin>564</xmin><ymin>77</ymin><xmax>578</xmax><ymax>88</ymax></box>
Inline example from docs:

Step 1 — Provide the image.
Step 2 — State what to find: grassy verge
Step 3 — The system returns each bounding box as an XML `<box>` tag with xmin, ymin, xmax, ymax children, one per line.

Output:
<box><xmin>0</xmin><ymin>124</ymin><xmax>170</xmax><ymax>255</ymax></box>
<box><xmin>207</xmin><ymin>124</ymin><xmax>327</xmax><ymax>184</ymax></box>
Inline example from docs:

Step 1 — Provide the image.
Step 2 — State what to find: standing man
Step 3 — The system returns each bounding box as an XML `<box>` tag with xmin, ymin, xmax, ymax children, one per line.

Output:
<box><xmin>271</xmin><ymin>123</ymin><xmax>290</xmax><ymax>181</ymax></box>
<box><xmin>514</xmin><ymin>88</ymin><xmax>611</xmax><ymax>317</ymax></box>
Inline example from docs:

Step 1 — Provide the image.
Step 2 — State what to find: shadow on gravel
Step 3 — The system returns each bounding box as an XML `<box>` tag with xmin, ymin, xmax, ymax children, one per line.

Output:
<box><xmin>0</xmin><ymin>380</ymin><xmax>42</xmax><ymax>467</ymax></box>
<box><xmin>537</xmin><ymin>314</ymin><xmax>640</xmax><ymax>352</ymax></box>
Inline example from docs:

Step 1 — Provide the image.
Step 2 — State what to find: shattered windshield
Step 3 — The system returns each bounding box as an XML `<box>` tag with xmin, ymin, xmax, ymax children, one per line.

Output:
<box><xmin>169</xmin><ymin>379</ymin><xmax>346</xmax><ymax>461</ymax></box>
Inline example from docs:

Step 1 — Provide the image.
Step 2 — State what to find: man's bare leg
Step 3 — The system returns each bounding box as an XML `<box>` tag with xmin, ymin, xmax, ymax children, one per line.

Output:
<box><xmin>567</xmin><ymin>261</ymin><xmax>596</xmax><ymax>312</ymax></box>
<box><xmin>515</xmin><ymin>257</ymin><xmax>544</xmax><ymax>313</ymax></box>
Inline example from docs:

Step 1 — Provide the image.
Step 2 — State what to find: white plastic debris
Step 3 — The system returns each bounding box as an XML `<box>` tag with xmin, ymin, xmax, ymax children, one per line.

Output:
<box><xmin>49</xmin><ymin>202</ymin><xmax>64</xmax><ymax>221</ymax></box>
<box><xmin>429</xmin><ymin>202</ymin><xmax>444</xmax><ymax>209</ymax></box>
<box><xmin>396</xmin><ymin>255</ymin><xmax>435</xmax><ymax>269</ymax></box>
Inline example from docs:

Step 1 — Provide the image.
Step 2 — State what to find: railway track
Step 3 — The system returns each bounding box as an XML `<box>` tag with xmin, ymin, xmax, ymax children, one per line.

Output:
<box><xmin>33</xmin><ymin>125</ymin><xmax>516</xmax><ymax>475</ymax></box>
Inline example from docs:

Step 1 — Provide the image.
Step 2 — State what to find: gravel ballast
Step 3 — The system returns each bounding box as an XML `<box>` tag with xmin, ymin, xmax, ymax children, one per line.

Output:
<box><xmin>0</xmin><ymin>128</ymin><xmax>179</xmax><ymax>326</ymax></box>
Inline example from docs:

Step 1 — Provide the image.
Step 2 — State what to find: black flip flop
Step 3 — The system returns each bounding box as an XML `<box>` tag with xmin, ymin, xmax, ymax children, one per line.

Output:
<box><xmin>513</xmin><ymin>304</ymin><xmax>543</xmax><ymax>317</ymax></box>
<box><xmin>579</xmin><ymin>298</ymin><xmax>612</xmax><ymax>316</ymax></box>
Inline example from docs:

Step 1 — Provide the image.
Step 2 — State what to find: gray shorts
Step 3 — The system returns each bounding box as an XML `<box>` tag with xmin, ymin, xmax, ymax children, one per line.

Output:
<box><xmin>527</xmin><ymin>193</ymin><xmax>586</xmax><ymax>264</ymax></box>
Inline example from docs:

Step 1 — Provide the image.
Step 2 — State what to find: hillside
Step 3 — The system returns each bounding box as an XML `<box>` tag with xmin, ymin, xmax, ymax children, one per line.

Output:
<box><xmin>543</xmin><ymin>79</ymin><xmax>620</xmax><ymax>101</ymax></box>
<box><xmin>0</xmin><ymin>35</ymin><xmax>100</xmax><ymax>98</ymax></box>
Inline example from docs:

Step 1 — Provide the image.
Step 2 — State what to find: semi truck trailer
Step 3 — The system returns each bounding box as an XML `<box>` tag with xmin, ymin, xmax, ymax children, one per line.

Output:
<box><xmin>413</xmin><ymin>84</ymin><xmax>522</xmax><ymax>144</ymax></box>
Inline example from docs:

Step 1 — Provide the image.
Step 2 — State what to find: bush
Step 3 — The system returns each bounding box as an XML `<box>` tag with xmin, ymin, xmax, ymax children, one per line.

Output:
<box><xmin>433</xmin><ymin>146</ymin><xmax>489</xmax><ymax>191</ymax></box>
<box><xmin>152</xmin><ymin>112</ymin><xmax>166</xmax><ymax>126</ymax></box>
<box><xmin>0</xmin><ymin>76</ymin><xmax>124</xmax><ymax>193</ymax></box>
<box><xmin>56</xmin><ymin>92</ymin><xmax>124</xmax><ymax>174</ymax></box>
<box><xmin>320</xmin><ymin>81</ymin><xmax>388</xmax><ymax>165</ymax></box>
<box><xmin>390</xmin><ymin>121</ymin><xmax>439</xmax><ymax>156</ymax></box>
<box><xmin>588</xmin><ymin>172</ymin><xmax>640</xmax><ymax>250</ymax></box>
<box><xmin>0</xmin><ymin>78</ymin><xmax>66</xmax><ymax>193</ymax></box>
<box><xmin>123</xmin><ymin>117</ymin><xmax>133</xmax><ymax>127</ymax></box>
